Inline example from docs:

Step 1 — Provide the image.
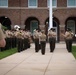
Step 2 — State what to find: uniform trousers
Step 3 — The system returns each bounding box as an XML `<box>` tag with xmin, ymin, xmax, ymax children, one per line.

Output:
<box><xmin>40</xmin><ymin>41</ymin><xmax>46</xmax><ymax>55</ymax></box>
<box><xmin>65</xmin><ymin>39</ymin><xmax>72</xmax><ymax>52</ymax></box>
<box><xmin>49</xmin><ymin>38</ymin><xmax>56</xmax><ymax>52</ymax></box>
<box><xmin>17</xmin><ymin>38</ymin><xmax>23</xmax><ymax>52</ymax></box>
<box><xmin>23</xmin><ymin>38</ymin><xmax>28</xmax><ymax>50</ymax></box>
<box><xmin>7</xmin><ymin>38</ymin><xmax>12</xmax><ymax>49</ymax></box>
<box><xmin>11</xmin><ymin>37</ymin><xmax>16</xmax><ymax>48</ymax></box>
<box><xmin>34</xmin><ymin>39</ymin><xmax>39</xmax><ymax>52</ymax></box>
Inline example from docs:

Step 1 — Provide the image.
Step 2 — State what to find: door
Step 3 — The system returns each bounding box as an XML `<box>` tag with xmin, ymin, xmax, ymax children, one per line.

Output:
<box><xmin>30</xmin><ymin>21</ymin><xmax>38</xmax><ymax>34</ymax></box>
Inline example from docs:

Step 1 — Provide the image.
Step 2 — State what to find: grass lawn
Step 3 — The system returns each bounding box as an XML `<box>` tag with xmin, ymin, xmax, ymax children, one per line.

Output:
<box><xmin>72</xmin><ymin>46</ymin><xmax>76</xmax><ymax>59</ymax></box>
<box><xmin>0</xmin><ymin>48</ymin><xmax>17</xmax><ymax>59</ymax></box>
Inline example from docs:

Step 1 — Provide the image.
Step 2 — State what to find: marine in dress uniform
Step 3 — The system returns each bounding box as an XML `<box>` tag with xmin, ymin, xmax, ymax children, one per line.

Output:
<box><xmin>15</xmin><ymin>29</ymin><xmax>24</xmax><ymax>52</ymax></box>
<box><xmin>62</xmin><ymin>28</ymin><xmax>74</xmax><ymax>52</ymax></box>
<box><xmin>26</xmin><ymin>30</ymin><xmax>32</xmax><ymax>48</ymax></box>
<box><xmin>5</xmin><ymin>30</ymin><xmax>12</xmax><ymax>49</ymax></box>
<box><xmin>38</xmin><ymin>30</ymin><xmax>42</xmax><ymax>50</ymax></box>
<box><xmin>23</xmin><ymin>30</ymin><xmax>29</xmax><ymax>50</ymax></box>
<box><xmin>39</xmin><ymin>30</ymin><xmax>46</xmax><ymax>55</ymax></box>
<box><xmin>33</xmin><ymin>29</ymin><xmax>40</xmax><ymax>52</ymax></box>
<box><xmin>48</xmin><ymin>28</ymin><xmax>56</xmax><ymax>52</ymax></box>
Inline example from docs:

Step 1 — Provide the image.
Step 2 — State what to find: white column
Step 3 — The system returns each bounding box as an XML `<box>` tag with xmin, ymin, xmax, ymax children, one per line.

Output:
<box><xmin>49</xmin><ymin>0</ymin><xmax>52</xmax><ymax>30</ymax></box>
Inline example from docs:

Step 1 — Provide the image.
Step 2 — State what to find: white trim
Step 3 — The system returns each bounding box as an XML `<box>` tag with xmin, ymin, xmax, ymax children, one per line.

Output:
<box><xmin>67</xmin><ymin>6</ymin><xmax>76</xmax><ymax>8</ymax></box>
<box><xmin>0</xmin><ymin>6</ymin><xmax>8</xmax><ymax>8</ymax></box>
<box><xmin>1</xmin><ymin>7</ymin><xmax>76</xmax><ymax>10</ymax></box>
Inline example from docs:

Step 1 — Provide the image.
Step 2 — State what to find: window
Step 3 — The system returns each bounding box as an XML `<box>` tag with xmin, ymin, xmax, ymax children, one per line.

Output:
<box><xmin>67</xmin><ymin>0</ymin><xmax>76</xmax><ymax>7</ymax></box>
<box><xmin>28</xmin><ymin>0</ymin><xmax>37</xmax><ymax>8</ymax></box>
<box><xmin>47</xmin><ymin>0</ymin><xmax>57</xmax><ymax>8</ymax></box>
<box><xmin>52</xmin><ymin>0</ymin><xmax>57</xmax><ymax>7</ymax></box>
<box><xmin>67</xmin><ymin>20</ymin><xmax>75</xmax><ymax>34</ymax></box>
<box><xmin>0</xmin><ymin>0</ymin><xmax>8</xmax><ymax>7</ymax></box>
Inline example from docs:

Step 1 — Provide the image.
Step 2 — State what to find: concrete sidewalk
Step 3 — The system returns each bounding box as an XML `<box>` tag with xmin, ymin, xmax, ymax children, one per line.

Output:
<box><xmin>0</xmin><ymin>43</ymin><xmax>76</xmax><ymax>75</ymax></box>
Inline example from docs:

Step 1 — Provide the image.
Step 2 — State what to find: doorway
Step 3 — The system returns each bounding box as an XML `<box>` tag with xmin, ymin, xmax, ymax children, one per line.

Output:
<box><xmin>30</xmin><ymin>21</ymin><xmax>38</xmax><ymax>34</ymax></box>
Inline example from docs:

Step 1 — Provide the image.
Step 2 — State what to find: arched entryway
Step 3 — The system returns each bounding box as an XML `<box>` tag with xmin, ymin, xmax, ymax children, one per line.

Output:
<box><xmin>65</xmin><ymin>17</ymin><xmax>76</xmax><ymax>42</ymax></box>
<box><xmin>0</xmin><ymin>16</ymin><xmax>11</xmax><ymax>30</ymax></box>
<box><xmin>25</xmin><ymin>17</ymin><xmax>39</xmax><ymax>34</ymax></box>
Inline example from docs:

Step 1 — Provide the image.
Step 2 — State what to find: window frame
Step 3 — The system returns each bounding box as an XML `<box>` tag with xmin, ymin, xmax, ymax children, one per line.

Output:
<box><xmin>28</xmin><ymin>0</ymin><xmax>38</xmax><ymax>8</ymax></box>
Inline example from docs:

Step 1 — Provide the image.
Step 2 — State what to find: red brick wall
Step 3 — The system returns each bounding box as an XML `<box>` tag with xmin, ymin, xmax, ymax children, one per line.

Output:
<box><xmin>57</xmin><ymin>0</ymin><xmax>67</xmax><ymax>7</ymax></box>
<box><xmin>9</xmin><ymin>0</ymin><xmax>20</xmax><ymax>7</ymax></box>
<box><xmin>21</xmin><ymin>9</ymin><xmax>48</xmax><ymax>24</ymax></box>
<box><xmin>21</xmin><ymin>0</ymin><xmax>28</xmax><ymax>7</ymax></box>
<box><xmin>38</xmin><ymin>0</ymin><xmax>47</xmax><ymax>7</ymax></box>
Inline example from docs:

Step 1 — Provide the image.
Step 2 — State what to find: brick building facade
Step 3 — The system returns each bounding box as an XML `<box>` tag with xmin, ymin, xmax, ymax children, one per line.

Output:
<box><xmin>0</xmin><ymin>0</ymin><xmax>76</xmax><ymax>42</ymax></box>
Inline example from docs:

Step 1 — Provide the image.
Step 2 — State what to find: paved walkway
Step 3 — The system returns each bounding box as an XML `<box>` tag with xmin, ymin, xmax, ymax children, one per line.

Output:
<box><xmin>0</xmin><ymin>43</ymin><xmax>76</xmax><ymax>75</ymax></box>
